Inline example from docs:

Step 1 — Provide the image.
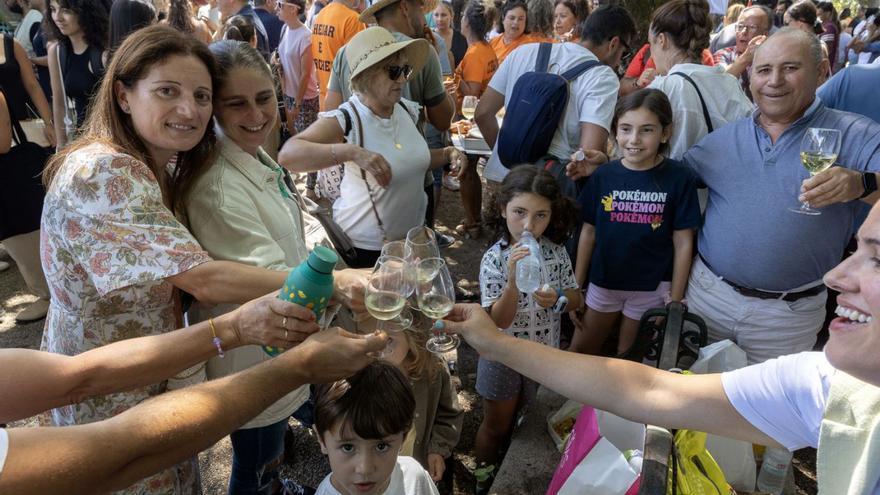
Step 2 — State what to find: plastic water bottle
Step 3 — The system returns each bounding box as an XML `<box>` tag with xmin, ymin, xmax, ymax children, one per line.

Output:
<box><xmin>264</xmin><ymin>246</ymin><xmax>338</xmax><ymax>356</ymax></box>
<box><xmin>756</xmin><ymin>446</ymin><xmax>793</xmax><ymax>495</ymax></box>
<box><xmin>515</xmin><ymin>231</ymin><xmax>543</xmax><ymax>294</ymax></box>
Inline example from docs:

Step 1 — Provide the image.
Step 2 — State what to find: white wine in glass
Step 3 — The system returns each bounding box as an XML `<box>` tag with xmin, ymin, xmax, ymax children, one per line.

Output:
<box><xmin>790</xmin><ymin>128</ymin><xmax>840</xmax><ymax>216</ymax></box>
<box><xmin>416</xmin><ymin>257</ymin><xmax>460</xmax><ymax>353</ymax></box>
<box><xmin>461</xmin><ymin>96</ymin><xmax>478</xmax><ymax>120</ymax></box>
<box><xmin>365</xmin><ymin>257</ymin><xmax>408</xmax><ymax>321</ymax></box>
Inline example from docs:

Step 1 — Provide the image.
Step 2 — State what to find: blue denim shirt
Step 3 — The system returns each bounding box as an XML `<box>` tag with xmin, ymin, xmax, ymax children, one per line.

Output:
<box><xmin>684</xmin><ymin>98</ymin><xmax>880</xmax><ymax>291</ymax></box>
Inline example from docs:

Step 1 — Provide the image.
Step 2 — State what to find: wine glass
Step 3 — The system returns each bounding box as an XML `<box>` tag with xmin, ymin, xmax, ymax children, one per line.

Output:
<box><xmin>462</xmin><ymin>96</ymin><xmax>478</xmax><ymax>121</ymax></box>
<box><xmin>405</xmin><ymin>226</ymin><xmax>440</xmax><ymax>267</ymax></box>
<box><xmin>374</xmin><ymin>307</ymin><xmax>413</xmax><ymax>358</ymax></box>
<box><xmin>365</xmin><ymin>256</ymin><xmax>409</xmax><ymax>322</ymax></box>
<box><xmin>789</xmin><ymin>127</ymin><xmax>841</xmax><ymax>216</ymax></box>
<box><xmin>416</xmin><ymin>257</ymin><xmax>459</xmax><ymax>353</ymax></box>
<box><xmin>382</xmin><ymin>241</ymin><xmax>415</xmax><ymax>298</ymax></box>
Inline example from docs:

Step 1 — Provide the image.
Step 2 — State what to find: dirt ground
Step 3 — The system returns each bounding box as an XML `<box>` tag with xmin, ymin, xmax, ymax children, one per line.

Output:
<box><xmin>0</xmin><ymin>168</ymin><xmax>817</xmax><ymax>494</ymax></box>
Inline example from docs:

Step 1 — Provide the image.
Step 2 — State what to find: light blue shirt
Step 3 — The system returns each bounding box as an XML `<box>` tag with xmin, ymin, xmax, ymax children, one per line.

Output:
<box><xmin>818</xmin><ymin>64</ymin><xmax>880</xmax><ymax>123</ymax></box>
<box><xmin>685</xmin><ymin>99</ymin><xmax>880</xmax><ymax>291</ymax></box>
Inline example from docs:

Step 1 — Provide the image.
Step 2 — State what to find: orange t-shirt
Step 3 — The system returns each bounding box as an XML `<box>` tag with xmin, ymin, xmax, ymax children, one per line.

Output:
<box><xmin>455</xmin><ymin>42</ymin><xmax>498</xmax><ymax>96</ymax></box>
<box><xmin>311</xmin><ymin>2</ymin><xmax>365</xmax><ymax>109</ymax></box>
<box><xmin>489</xmin><ymin>33</ymin><xmax>548</xmax><ymax>64</ymax></box>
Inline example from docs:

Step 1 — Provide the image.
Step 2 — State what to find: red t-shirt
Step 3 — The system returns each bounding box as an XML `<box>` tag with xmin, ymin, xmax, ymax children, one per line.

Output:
<box><xmin>624</xmin><ymin>43</ymin><xmax>715</xmax><ymax>79</ymax></box>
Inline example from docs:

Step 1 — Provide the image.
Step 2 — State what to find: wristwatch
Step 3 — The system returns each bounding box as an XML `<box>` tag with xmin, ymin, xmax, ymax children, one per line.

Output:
<box><xmin>861</xmin><ymin>172</ymin><xmax>878</xmax><ymax>198</ymax></box>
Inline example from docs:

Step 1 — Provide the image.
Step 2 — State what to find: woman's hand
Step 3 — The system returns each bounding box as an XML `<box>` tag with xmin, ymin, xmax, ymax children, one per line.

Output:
<box><xmin>333</xmin><ymin>268</ymin><xmax>369</xmax><ymax>314</ymax></box>
<box><xmin>348</xmin><ymin>144</ymin><xmax>392</xmax><ymax>187</ymax></box>
<box><xmin>232</xmin><ymin>292</ymin><xmax>320</xmax><ymax>348</ymax></box>
<box><xmin>637</xmin><ymin>68</ymin><xmax>656</xmax><ymax>88</ymax></box>
<box><xmin>288</xmin><ymin>327</ymin><xmax>387</xmax><ymax>383</ymax></box>
<box><xmin>435</xmin><ymin>303</ymin><xmax>506</xmax><ymax>358</ymax></box>
<box><xmin>42</xmin><ymin>122</ymin><xmax>57</xmax><ymax>147</ymax></box>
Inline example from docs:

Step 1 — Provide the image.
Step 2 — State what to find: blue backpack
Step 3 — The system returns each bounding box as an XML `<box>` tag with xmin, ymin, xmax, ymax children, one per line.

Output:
<box><xmin>497</xmin><ymin>43</ymin><xmax>600</xmax><ymax>168</ymax></box>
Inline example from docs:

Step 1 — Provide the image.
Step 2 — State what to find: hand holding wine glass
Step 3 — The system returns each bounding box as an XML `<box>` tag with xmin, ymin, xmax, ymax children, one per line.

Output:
<box><xmin>790</xmin><ymin>127</ymin><xmax>841</xmax><ymax>216</ymax></box>
<box><xmin>416</xmin><ymin>258</ymin><xmax>459</xmax><ymax>353</ymax></box>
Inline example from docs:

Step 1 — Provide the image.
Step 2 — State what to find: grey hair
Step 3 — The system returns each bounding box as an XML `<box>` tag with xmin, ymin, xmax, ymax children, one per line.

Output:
<box><xmin>755</xmin><ymin>26</ymin><xmax>823</xmax><ymax>68</ymax></box>
<box><xmin>209</xmin><ymin>39</ymin><xmax>273</xmax><ymax>91</ymax></box>
<box><xmin>350</xmin><ymin>51</ymin><xmax>403</xmax><ymax>95</ymax></box>
<box><xmin>741</xmin><ymin>5</ymin><xmax>774</xmax><ymax>33</ymax></box>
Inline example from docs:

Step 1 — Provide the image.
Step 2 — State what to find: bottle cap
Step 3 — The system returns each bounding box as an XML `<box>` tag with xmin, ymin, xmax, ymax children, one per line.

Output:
<box><xmin>307</xmin><ymin>246</ymin><xmax>338</xmax><ymax>274</ymax></box>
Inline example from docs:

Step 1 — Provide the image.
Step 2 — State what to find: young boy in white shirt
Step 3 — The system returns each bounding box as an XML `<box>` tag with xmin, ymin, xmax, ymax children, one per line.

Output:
<box><xmin>313</xmin><ymin>362</ymin><xmax>439</xmax><ymax>495</ymax></box>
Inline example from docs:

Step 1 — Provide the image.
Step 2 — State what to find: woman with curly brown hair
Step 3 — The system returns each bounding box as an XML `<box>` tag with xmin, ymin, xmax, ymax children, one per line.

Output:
<box><xmin>44</xmin><ymin>0</ymin><xmax>110</xmax><ymax>146</ymax></box>
<box><xmin>646</xmin><ymin>0</ymin><xmax>753</xmax><ymax>160</ymax></box>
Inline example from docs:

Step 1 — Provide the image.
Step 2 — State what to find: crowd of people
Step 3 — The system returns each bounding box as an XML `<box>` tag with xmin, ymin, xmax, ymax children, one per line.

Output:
<box><xmin>0</xmin><ymin>0</ymin><xmax>879</xmax><ymax>493</ymax></box>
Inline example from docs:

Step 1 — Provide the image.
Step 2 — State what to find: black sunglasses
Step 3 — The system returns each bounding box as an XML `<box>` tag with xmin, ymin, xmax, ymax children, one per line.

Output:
<box><xmin>386</xmin><ymin>64</ymin><xmax>414</xmax><ymax>80</ymax></box>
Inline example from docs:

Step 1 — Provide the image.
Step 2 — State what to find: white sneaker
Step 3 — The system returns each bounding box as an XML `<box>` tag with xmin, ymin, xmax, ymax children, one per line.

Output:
<box><xmin>443</xmin><ymin>174</ymin><xmax>460</xmax><ymax>191</ymax></box>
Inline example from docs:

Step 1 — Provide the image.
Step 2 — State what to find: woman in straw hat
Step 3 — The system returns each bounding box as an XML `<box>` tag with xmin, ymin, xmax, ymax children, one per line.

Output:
<box><xmin>281</xmin><ymin>26</ymin><xmax>465</xmax><ymax>268</ymax></box>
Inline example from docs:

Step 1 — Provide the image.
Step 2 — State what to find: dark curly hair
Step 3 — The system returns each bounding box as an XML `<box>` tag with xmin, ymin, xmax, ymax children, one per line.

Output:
<box><xmin>463</xmin><ymin>0</ymin><xmax>490</xmax><ymax>41</ymax></box>
<box><xmin>649</xmin><ymin>0</ymin><xmax>711</xmax><ymax>63</ymax></box>
<box><xmin>486</xmin><ymin>165</ymin><xmax>579</xmax><ymax>246</ymax></box>
<box><xmin>44</xmin><ymin>0</ymin><xmax>111</xmax><ymax>51</ymax></box>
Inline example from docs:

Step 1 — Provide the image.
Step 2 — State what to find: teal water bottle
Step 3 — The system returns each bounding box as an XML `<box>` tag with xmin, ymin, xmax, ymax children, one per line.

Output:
<box><xmin>263</xmin><ymin>246</ymin><xmax>338</xmax><ymax>356</ymax></box>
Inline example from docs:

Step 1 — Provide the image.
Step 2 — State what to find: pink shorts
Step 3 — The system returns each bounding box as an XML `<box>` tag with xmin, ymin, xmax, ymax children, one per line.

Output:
<box><xmin>586</xmin><ymin>282</ymin><xmax>671</xmax><ymax>321</ymax></box>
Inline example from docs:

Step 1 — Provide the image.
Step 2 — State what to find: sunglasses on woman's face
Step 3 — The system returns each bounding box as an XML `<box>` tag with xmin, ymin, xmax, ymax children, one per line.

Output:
<box><xmin>386</xmin><ymin>64</ymin><xmax>413</xmax><ymax>80</ymax></box>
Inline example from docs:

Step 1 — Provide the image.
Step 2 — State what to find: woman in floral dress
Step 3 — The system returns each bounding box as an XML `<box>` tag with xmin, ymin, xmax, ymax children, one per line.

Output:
<box><xmin>39</xmin><ymin>25</ymin><xmax>364</xmax><ymax>495</ymax></box>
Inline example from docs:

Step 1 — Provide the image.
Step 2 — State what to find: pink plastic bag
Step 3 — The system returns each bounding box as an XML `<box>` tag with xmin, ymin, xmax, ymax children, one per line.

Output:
<box><xmin>547</xmin><ymin>407</ymin><xmax>601</xmax><ymax>495</ymax></box>
<box><xmin>547</xmin><ymin>406</ymin><xmax>642</xmax><ymax>495</ymax></box>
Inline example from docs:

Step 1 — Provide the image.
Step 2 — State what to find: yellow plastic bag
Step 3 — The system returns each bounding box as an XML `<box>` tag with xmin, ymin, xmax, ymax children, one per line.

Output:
<box><xmin>667</xmin><ymin>429</ymin><xmax>735</xmax><ymax>495</ymax></box>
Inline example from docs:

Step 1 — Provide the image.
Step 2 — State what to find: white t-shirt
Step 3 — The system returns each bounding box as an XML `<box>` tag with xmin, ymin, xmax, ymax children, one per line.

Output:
<box><xmin>483</xmin><ymin>42</ymin><xmax>619</xmax><ymax>183</ymax></box>
<box><xmin>325</xmin><ymin>96</ymin><xmax>430</xmax><ymax>250</ymax></box>
<box><xmin>278</xmin><ymin>24</ymin><xmax>319</xmax><ymax>101</ymax></box>
<box><xmin>648</xmin><ymin>63</ymin><xmax>754</xmax><ymax>160</ymax></box>
<box><xmin>722</xmin><ymin>352</ymin><xmax>880</xmax><ymax>495</ymax></box>
<box><xmin>0</xmin><ymin>428</ymin><xmax>8</xmax><ymax>476</ymax></box>
<box><xmin>315</xmin><ymin>456</ymin><xmax>439</xmax><ymax>495</ymax></box>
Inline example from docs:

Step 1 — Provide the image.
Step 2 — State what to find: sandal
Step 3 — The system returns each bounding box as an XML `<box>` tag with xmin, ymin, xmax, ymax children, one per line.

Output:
<box><xmin>455</xmin><ymin>222</ymin><xmax>482</xmax><ymax>239</ymax></box>
<box><xmin>473</xmin><ymin>463</ymin><xmax>497</xmax><ymax>495</ymax></box>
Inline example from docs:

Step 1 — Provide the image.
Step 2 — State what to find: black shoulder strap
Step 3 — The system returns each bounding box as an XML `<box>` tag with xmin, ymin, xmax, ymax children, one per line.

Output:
<box><xmin>339</xmin><ymin>107</ymin><xmax>352</xmax><ymax>137</ymax></box>
<box><xmin>58</xmin><ymin>41</ymin><xmax>69</xmax><ymax>76</ymax></box>
<box><xmin>89</xmin><ymin>46</ymin><xmax>104</xmax><ymax>76</ymax></box>
<box><xmin>534</xmin><ymin>42</ymin><xmax>552</xmax><ymax>73</ymax></box>
<box><xmin>560</xmin><ymin>59</ymin><xmax>600</xmax><ymax>81</ymax></box>
<box><xmin>671</xmin><ymin>72</ymin><xmax>713</xmax><ymax>133</ymax></box>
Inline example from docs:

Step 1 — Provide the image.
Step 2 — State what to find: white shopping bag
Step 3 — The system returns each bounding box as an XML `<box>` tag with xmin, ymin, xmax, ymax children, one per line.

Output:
<box><xmin>557</xmin><ymin>437</ymin><xmax>639</xmax><ymax>495</ymax></box>
<box><xmin>690</xmin><ymin>339</ymin><xmax>747</xmax><ymax>374</ymax></box>
<box><xmin>596</xmin><ymin>409</ymin><xmax>646</xmax><ymax>454</ymax></box>
<box><xmin>690</xmin><ymin>339</ymin><xmax>756</xmax><ymax>492</ymax></box>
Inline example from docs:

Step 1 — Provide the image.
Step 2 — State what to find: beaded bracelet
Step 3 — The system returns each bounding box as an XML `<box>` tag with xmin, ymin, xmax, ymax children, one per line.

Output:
<box><xmin>208</xmin><ymin>318</ymin><xmax>225</xmax><ymax>358</ymax></box>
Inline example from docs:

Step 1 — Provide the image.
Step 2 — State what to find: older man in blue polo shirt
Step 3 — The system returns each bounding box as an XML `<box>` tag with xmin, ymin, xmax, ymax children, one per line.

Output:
<box><xmin>684</xmin><ymin>28</ymin><xmax>880</xmax><ymax>364</ymax></box>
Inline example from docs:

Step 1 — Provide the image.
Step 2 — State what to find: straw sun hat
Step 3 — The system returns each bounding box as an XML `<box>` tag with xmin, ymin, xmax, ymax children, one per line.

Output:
<box><xmin>359</xmin><ymin>0</ymin><xmax>437</xmax><ymax>23</ymax></box>
<box><xmin>346</xmin><ymin>26</ymin><xmax>432</xmax><ymax>83</ymax></box>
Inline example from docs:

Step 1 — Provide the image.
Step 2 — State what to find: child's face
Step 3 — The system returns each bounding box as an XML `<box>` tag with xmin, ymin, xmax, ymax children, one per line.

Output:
<box><xmin>616</xmin><ymin>106</ymin><xmax>670</xmax><ymax>170</ymax></box>
<box><xmin>317</xmin><ymin>422</ymin><xmax>405</xmax><ymax>495</ymax></box>
<box><xmin>502</xmin><ymin>192</ymin><xmax>552</xmax><ymax>243</ymax></box>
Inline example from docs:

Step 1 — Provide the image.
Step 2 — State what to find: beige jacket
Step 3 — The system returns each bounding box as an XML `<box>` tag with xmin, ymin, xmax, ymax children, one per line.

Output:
<box><xmin>185</xmin><ymin>136</ymin><xmax>310</xmax><ymax>429</ymax></box>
